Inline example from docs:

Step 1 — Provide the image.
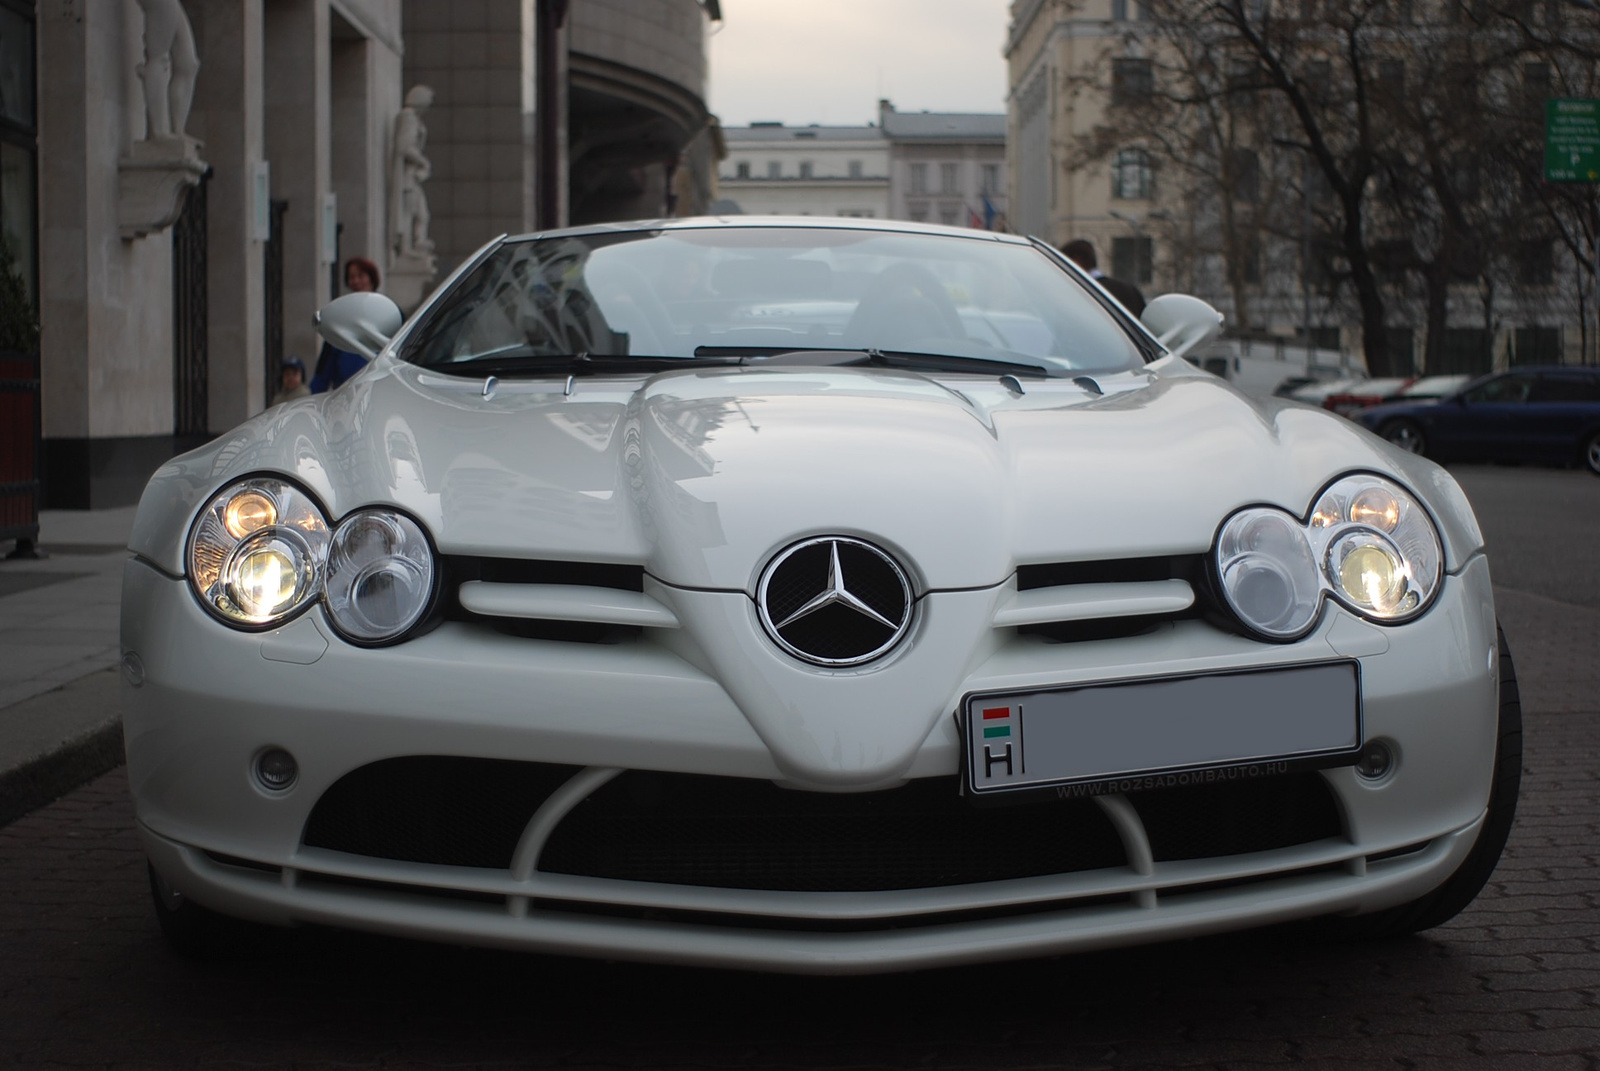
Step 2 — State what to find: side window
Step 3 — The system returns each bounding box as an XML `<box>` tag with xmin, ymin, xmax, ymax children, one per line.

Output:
<box><xmin>1464</xmin><ymin>374</ymin><xmax>1532</xmax><ymax>404</ymax></box>
<box><xmin>1531</xmin><ymin>374</ymin><xmax>1600</xmax><ymax>402</ymax></box>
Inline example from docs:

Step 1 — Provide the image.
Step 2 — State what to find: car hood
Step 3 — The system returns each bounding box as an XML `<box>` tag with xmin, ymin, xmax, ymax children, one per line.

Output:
<box><xmin>131</xmin><ymin>356</ymin><xmax>1483</xmax><ymax>587</ymax></box>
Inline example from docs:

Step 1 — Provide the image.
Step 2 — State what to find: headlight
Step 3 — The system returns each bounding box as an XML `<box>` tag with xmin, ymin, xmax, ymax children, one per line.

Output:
<box><xmin>188</xmin><ymin>478</ymin><xmax>330</xmax><ymax>627</ymax></box>
<box><xmin>1215</xmin><ymin>509</ymin><xmax>1322</xmax><ymax>639</ymax></box>
<box><xmin>1215</xmin><ymin>473</ymin><xmax>1443</xmax><ymax>641</ymax></box>
<box><xmin>1312</xmin><ymin>474</ymin><xmax>1440</xmax><ymax>620</ymax></box>
<box><xmin>187</xmin><ymin>479</ymin><xmax>438</xmax><ymax>644</ymax></box>
<box><xmin>323</xmin><ymin>510</ymin><xmax>437</xmax><ymax>644</ymax></box>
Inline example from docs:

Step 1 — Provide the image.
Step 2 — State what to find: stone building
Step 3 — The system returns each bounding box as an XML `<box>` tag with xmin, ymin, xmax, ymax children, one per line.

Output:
<box><xmin>402</xmin><ymin>0</ymin><xmax>724</xmax><ymax>280</ymax></box>
<box><xmin>718</xmin><ymin>123</ymin><xmax>890</xmax><ymax>218</ymax></box>
<box><xmin>3</xmin><ymin>0</ymin><xmax>719</xmax><ymax>522</ymax></box>
<box><xmin>880</xmin><ymin>100</ymin><xmax>1007</xmax><ymax>231</ymax></box>
<box><xmin>1005</xmin><ymin>0</ymin><xmax>1597</xmax><ymax>372</ymax></box>
<box><xmin>30</xmin><ymin>0</ymin><xmax>404</xmax><ymax>509</ymax></box>
<box><xmin>716</xmin><ymin>101</ymin><xmax>1007</xmax><ymax>228</ymax></box>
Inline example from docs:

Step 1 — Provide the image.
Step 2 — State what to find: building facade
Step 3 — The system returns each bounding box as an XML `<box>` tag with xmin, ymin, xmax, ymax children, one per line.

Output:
<box><xmin>717</xmin><ymin>123</ymin><xmax>890</xmax><ymax>217</ymax></box>
<box><xmin>402</xmin><ymin>0</ymin><xmax>722</xmax><ymax>281</ymax></box>
<box><xmin>717</xmin><ymin>100</ymin><xmax>1007</xmax><ymax>228</ymax></box>
<box><xmin>1005</xmin><ymin>0</ymin><xmax>1598</xmax><ymax>373</ymax></box>
<box><xmin>30</xmin><ymin>0</ymin><xmax>404</xmax><ymax>509</ymax></box>
<box><xmin>3</xmin><ymin>0</ymin><xmax>719</xmax><ymax>521</ymax></box>
<box><xmin>880</xmin><ymin>100</ymin><xmax>1007</xmax><ymax>231</ymax></box>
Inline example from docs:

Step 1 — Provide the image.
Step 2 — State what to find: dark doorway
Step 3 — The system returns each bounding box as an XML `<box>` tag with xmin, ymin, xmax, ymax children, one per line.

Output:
<box><xmin>172</xmin><ymin>172</ymin><xmax>211</xmax><ymax>437</ymax></box>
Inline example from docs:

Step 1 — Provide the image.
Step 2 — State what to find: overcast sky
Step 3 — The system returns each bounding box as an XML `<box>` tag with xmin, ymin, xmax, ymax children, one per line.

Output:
<box><xmin>706</xmin><ymin>1</ymin><xmax>1014</xmax><ymax>128</ymax></box>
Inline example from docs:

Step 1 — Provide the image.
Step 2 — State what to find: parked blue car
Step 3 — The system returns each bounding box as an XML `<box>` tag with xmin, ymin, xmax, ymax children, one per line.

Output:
<box><xmin>1351</xmin><ymin>366</ymin><xmax>1600</xmax><ymax>476</ymax></box>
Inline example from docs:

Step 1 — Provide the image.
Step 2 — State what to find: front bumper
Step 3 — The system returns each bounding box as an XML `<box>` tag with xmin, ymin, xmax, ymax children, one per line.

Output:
<box><xmin>122</xmin><ymin>553</ymin><xmax>1502</xmax><ymax>973</ymax></box>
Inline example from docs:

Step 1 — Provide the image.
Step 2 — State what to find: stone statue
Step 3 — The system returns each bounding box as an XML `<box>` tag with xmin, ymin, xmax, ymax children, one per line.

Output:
<box><xmin>119</xmin><ymin>0</ymin><xmax>206</xmax><ymax>239</ymax></box>
<box><xmin>391</xmin><ymin>85</ymin><xmax>436</xmax><ymax>258</ymax></box>
<box><xmin>134</xmin><ymin>0</ymin><xmax>200</xmax><ymax>144</ymax></box>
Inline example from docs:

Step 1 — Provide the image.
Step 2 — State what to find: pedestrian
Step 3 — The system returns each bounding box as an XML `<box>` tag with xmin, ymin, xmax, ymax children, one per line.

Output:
<box><xmin>344</xmin><ymin>256</ymin><xmax>380</xmax><ymax>294</ymax></box>
<box><xmin>1061</xmin><ymin>238</ymin><xmax>1146</xmax><ymax>317</ymax></box>
<box><xmin>311</xmin><ymin>257</ymin><xmax>382</xmax><ymax>393</ymax></box>
<box><xmin>269</xmin><ymin>355</ymin><xmax>310</xmax><ymax>407</ymax></box>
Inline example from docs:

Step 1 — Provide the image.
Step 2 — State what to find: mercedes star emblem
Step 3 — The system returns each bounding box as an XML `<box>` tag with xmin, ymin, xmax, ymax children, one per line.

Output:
<box><xmin>757</xmin><ymin>536</ymin><xmax>913</xmax><ymax>666</ymax></box>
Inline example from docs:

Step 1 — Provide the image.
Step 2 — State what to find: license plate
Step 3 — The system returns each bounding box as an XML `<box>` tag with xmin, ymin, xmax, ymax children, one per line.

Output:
<box><xmin>961</xmin><ymin>661</ymin><xmax>1361</xmax><ymax>800</ymax></box>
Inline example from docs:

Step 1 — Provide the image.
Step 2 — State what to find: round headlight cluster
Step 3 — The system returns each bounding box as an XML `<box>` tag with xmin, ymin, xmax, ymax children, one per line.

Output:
<box><xmin>1215</xmin><ymin>474</ymin><xmax>1443</xmax><ymax>641</ymax></box>
<box><xmin>324</xmin><ymin>511</ymin><xmax>435</xmax><ymax>643</ymax></box>
<box><xmin>187</xmin><ymin>477</ymin><xmax>436</xmax><ymax>644</ymax></box>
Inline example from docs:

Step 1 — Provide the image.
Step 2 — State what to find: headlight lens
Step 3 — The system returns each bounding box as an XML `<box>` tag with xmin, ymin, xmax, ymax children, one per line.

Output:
<box><xmin>323</xmin><ymin>510</ymin><xmax>437</xmax><ymax>643</ymax></box>
<box><xmin>1313</xmin><ymin>474</ymin><xmax>1440</xmax><ymax>620</ymax></box>
<box><xmin>1214</xmin><ymin>473</ymin><xmax>1443</xmax><ymax>641</ymax></box>
<box><xmin>1216</xmin><ymin>509</ymin><xmax>1322</xmax><ymax>639</ymax></box>
<box><xmin>188</xmin><ymin>479</ymin><xmax>330</xmax><ymax>626</ymax></box>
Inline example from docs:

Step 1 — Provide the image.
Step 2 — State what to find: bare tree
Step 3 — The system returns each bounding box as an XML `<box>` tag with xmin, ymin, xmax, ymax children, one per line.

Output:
<box><xmin>1067</xmin><ymin>0</ymin><xmax>1598</xmax><ymax>376</ymax></box>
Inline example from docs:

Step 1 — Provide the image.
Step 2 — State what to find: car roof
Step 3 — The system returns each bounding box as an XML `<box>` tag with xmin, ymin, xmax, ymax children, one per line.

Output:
<box><xmin>507</xmin><ymin>215</ymin><xmax>1036</xmax><ymax>247</ymax></box>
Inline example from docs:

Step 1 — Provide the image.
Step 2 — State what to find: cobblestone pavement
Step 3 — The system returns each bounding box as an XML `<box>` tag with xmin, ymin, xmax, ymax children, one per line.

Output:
<box><xmin>1</xmin><ymin>470</ymin><xmax>1596</xmax><ymax>1070</ymax></box>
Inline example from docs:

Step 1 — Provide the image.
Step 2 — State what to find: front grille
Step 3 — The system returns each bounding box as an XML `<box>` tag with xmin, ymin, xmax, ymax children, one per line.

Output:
<box><xmin>1132</xmin><ymin>772</ymin><xmax>1343</xmax><ymax>861</ymax></box>
<box><xmin>539</xmin><ymin>772</ymin><xmax>1127</xmax><ymax>891</ymax></box>
<box><xmin>303</xmin><ymin>757</ymin><xmax>582</xmax><ymax>868</ymax></box>
<box><xmin>1016</xmin><ymin>554</ymin><xmax>1206</xmax><ymax>591</ymax></box>
<box><xmin>300</xmin><ymin>761</ymin><xmax>1346</xmax><ymax>897</ymax></box>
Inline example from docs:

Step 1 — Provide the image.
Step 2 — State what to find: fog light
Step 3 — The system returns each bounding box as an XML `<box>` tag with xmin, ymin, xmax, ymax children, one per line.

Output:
<box><xmin>1356</xmin><ymin>740</ymin><xmax>1393</xmax><ymax>780</ymax></box>
<box><xmin>255</xmin><ymin>748</ymin><xmax>298</xmax><ymax>790</ymax></box>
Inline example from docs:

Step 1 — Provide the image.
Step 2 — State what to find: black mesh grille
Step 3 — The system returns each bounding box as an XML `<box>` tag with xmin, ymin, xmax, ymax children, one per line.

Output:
<box><xmin>303</xmin><ymin>757</ymin><xmax>582</xmax><ymax>869</ymax></box>
<box><xmin>538</xmin><ymin>772</ymin><xmax>1128</xmax><ymax>891</ymax></box>
<box><xmin>1132</xmin><ymin>772</ymin><xmax>1343</xmax><ymax>861</ymax></box>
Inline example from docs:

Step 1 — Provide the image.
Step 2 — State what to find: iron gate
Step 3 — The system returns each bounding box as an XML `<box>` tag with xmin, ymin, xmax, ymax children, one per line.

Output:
<box><xmin>172</xmin><ymin>171</ymin><xmax>210</xmax><ymax>437</ymax></box>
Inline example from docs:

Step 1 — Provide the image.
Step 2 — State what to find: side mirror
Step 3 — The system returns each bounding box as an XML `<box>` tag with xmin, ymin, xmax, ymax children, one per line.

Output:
<box><xmin>314</xmin><ymin>292</ymin><xmax>404</xmax><ymax>360</ymax></box>
<box><xmin>1140</xmin><ymin>294</ymin><xmax>1225</xmax><ymax>360</ymax></box>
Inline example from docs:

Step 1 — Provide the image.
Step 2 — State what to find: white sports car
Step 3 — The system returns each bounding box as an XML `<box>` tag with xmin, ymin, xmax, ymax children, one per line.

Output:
<box><xmin>122</xmin><ymin>217</ymin><xmax>1519</xmax><ymax>973</ymax></box>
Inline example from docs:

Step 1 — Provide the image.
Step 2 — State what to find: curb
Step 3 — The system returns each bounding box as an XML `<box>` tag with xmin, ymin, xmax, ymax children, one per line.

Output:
<box><xmin>0</xmin><ymin>669</ymin><xmax>126</xmax><ymax>828</ymax></box>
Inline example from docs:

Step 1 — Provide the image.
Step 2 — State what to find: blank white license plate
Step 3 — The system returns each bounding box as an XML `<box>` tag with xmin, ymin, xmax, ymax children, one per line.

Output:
<box><xmin>962</xmin><ymin>661</ymin><xmax>1361</xmax><ymax>799</ymax></box>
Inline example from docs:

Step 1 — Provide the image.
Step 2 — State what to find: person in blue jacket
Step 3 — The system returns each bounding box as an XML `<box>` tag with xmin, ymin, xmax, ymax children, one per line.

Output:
<box><xmin>311</xmin><ymin>256</ymin><xmax>381</xmax><ymax>393</ymax></box>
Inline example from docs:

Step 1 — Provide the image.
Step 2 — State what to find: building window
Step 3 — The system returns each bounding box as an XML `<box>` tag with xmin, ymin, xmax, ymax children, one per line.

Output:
<box><xmin>735</xmin><ymin>161</ymin><xmax>750</xmax><ymax>179</ymax></box>
<box><xmin>799</xmin><ymin>161</ymin><xmax>813</xmax><ymax>179</ymax></box>
<box><xmin>981</xmin><ymin>164</ymin><xmax>998</xmax><ymax>192</ymax></box>
<box><xmin>1230</xmin><ymin>148</ymin><xmax>1260</xmax><ymax>202</ymax></box>
<box><xmin>910</xmin><ymin>163</ymin><xmax>928</xmax><ymax>194</ymax></box>
<box><xmin>1112</xmin><ymin>235</ymin><xmax>1154</xmax><ymax>285</ymax></box>
<box><xmin>1378</xmin><ymin>59</ymin><xmax>1405</xmax><ymax>97</ymax></box>
<box><xmin>848</xmin><ymin>159</ymin><xmax>863</xmax><ymax>178</ymax></box>
<box><xmin>1111</xmin><ymin>0</ymin><xmax>1141</xmax><ymax>18</ymax></box>
<box><xmin>940</xmin><ymin>205</ymin><xmax>959</xmax><ymax>225</ymax></box>
<box><xmin>940</xmin><ymin>163</ymin><xmax>958</xmax><ymax>194</ymax></box>
<box><xmin>1518</xmin><ymin>239</ymin><xmax>1554</xmax><ymax>285</ymax></box>
<box><xmin>1513</xmin><ymin>327</ymin><xmax>1561</xmax><ymax>365</ymax></box>
<box><xmin>767</xmin><ymin>161</ymin><xmax>781</xmax><ymax>179</ymax></box>
<box><xmin>1112</xmin><ymin>58</ymin><xmax>1153</xmax><ymax>105</ymax></box>
<box><xmin>908</xmin><ymin>204</ymin><xmax>928</xmax><ymax>222</ymax></box>
<box><xmin>1112</xmin><ymin>148</ymin><xmax>1152</xmax><ymax>200</ymax></box>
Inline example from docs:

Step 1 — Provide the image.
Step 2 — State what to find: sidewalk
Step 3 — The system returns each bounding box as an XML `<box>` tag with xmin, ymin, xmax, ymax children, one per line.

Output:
<box><xmin>0</xmin><ymin>507</ymin><xmax>136</xmax><ymax>825</ymax></box>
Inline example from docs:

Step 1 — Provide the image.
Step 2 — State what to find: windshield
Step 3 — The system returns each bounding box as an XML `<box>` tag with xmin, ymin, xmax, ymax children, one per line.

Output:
<box><xmin>401</xmin><ymin>226</ymin><xmax>1148</xmax><ymax>375</ymax></box>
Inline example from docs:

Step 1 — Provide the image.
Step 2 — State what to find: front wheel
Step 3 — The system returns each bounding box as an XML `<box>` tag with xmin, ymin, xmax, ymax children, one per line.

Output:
<box><xmin>1582</xmin><ymin>430</ymin><xmax>1600</xmax><ymax>476</ymax></box>
<box><xmin>1381</xmin><ymin>418</ymin><xmax>1427</xmax><ymax>456</ymax></box>
<box><xmin>1315</xmin><ymin>625</ymin><xmax>1521</xmax><ymax>940</ymax></box>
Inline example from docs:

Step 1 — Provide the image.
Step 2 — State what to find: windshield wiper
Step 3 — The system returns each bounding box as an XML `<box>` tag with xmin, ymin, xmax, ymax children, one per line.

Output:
<box><xmin>418</xmin><ymin>352</ymin><xmax>745</xmax><ymax>377</ymax></box>
<box><xmin>693</xmin><ymin>345</ymin><xmax>1056</xmax><ymax>379</ymax></box>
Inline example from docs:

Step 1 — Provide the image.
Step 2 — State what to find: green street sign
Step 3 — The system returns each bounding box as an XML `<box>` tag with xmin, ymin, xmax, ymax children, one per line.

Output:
<box><xmin>1545</xmin><ymin>99</ymin><xmax>1599</xmax><ymax>183</ymax></box>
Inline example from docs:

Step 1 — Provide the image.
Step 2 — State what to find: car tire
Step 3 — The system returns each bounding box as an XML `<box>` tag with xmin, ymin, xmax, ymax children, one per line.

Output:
<box><xmin>1315</xmin><ymin>624</ymin><xmax>1522</xmax><ymax>940</ymax></box>
<box><xmin>1582</xmin><ymin>431</ymin><xmax>1600</xmax><ymax>476</ymax></box>
<box><xmin>1380</xmin><ymin>418</ymin><xmax>1427</xmax><ymax>456</ymax></box>
<box><xmin>148</xmin><ymin>863</ymin><xmax>265</xmax><ymax>959</ymax></box>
